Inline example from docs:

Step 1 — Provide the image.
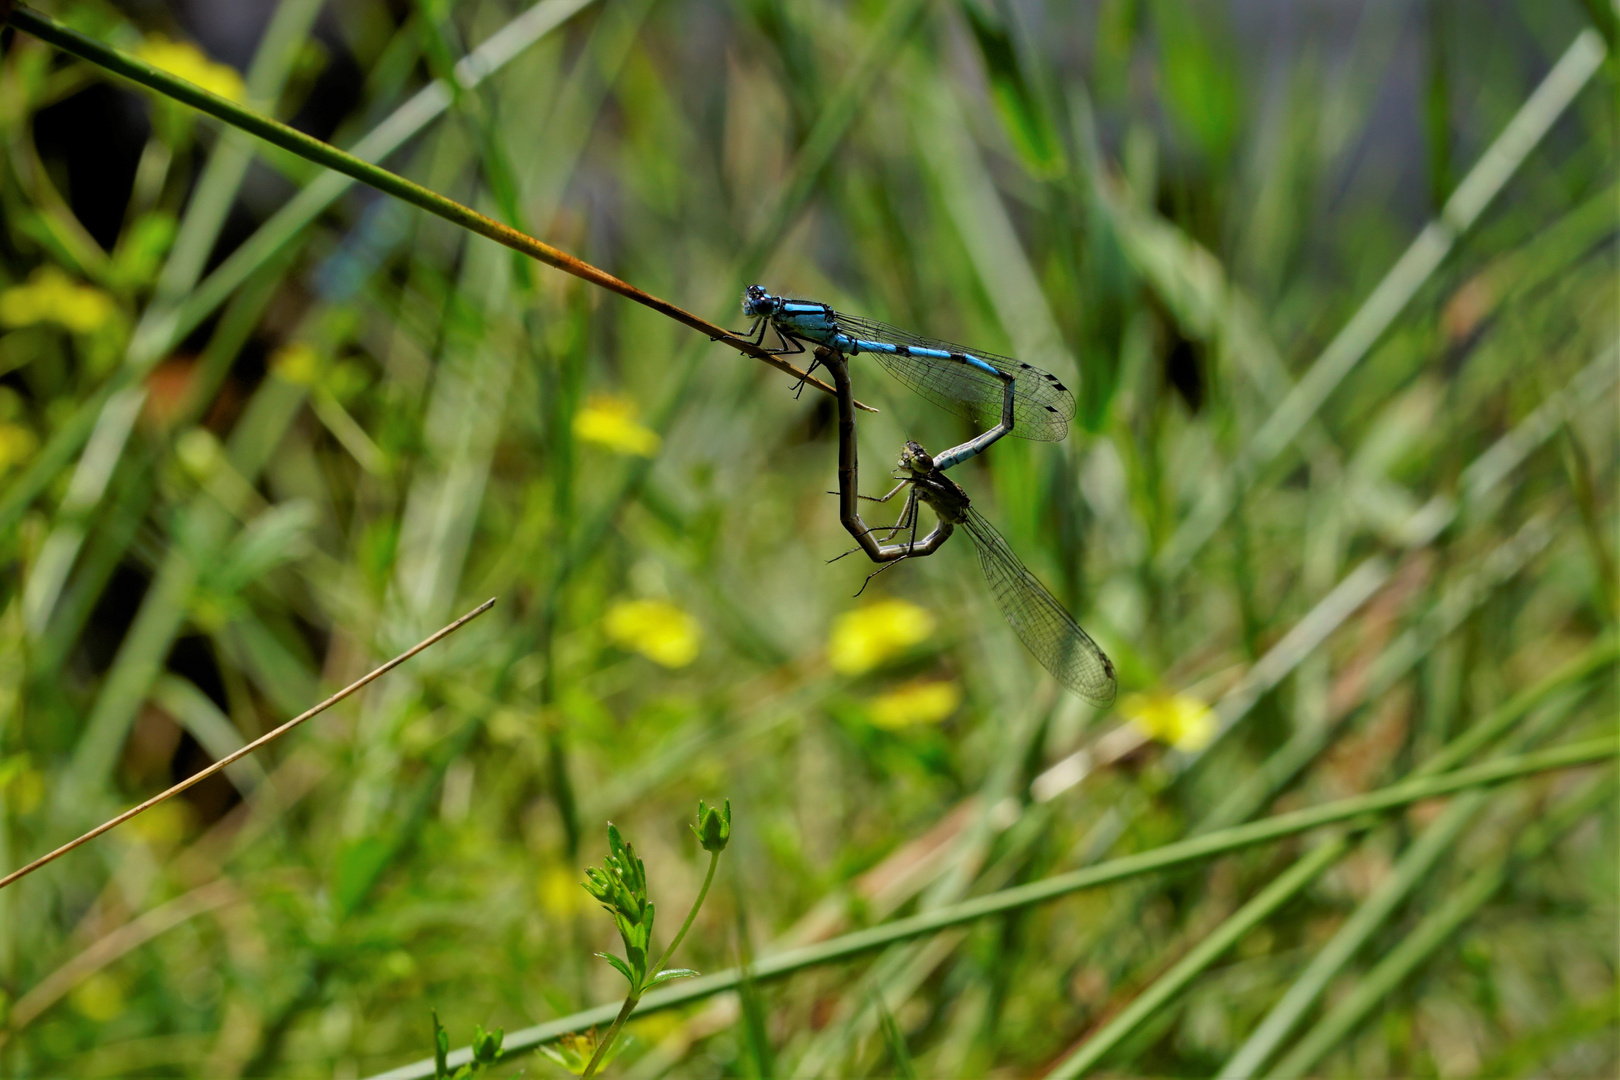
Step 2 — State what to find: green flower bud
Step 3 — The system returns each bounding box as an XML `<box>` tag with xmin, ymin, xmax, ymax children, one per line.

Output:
<box><xmin>581</xmin><ymin>823</ymin><xmax>652</xmax><ymax>926</ymax></box>
<box><xmin>471</xmin><ymin>1024</ymin><xmax>504</xmax><ymax>1064</ymax></box>
<box><xmin>692</xmin><ymin>798</ymin><xmax>731</xmax><ymax>853</ymax></box>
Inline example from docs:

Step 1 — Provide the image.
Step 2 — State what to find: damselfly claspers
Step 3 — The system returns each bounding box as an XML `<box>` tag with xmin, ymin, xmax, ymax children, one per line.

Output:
<box><xmin>819</xmin><ymin>347</ymin><xmax>1117</xmax><ymax>708</ymax></box>
<box><xmin>741</xmin><ymin>285</ymin><xmax>1076</xmax><ymax>463</ymax></box>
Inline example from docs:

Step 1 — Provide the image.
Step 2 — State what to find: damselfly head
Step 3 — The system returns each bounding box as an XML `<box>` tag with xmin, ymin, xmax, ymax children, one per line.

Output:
<box><xmin>898</xmin><ymin>440</ymin><xmax>934</xmax><ymax>474</ymax></box>
<box><xmin>742</xmin><ymin>284</ymin><xmax>774</xmax><ymax>317</ymax></box>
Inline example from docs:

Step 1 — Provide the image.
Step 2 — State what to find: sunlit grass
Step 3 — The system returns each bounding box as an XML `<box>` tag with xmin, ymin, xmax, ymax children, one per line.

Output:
<box><xmin>0</xmin><ymin>1</ymin><xmax>1613</xmax><ymax>1078</ymax></box>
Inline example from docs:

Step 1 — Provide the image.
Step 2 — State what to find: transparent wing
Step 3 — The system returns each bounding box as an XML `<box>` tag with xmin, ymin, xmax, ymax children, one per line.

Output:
<box><xmin>962</xmin><ymin>508</ymin><xmax>1117</xmax><ymax>707</ymax></box>
<box><xmin>831</xmin><ymin>310</ymin><xmax>1077</xmax><ymax>442</ymax></box>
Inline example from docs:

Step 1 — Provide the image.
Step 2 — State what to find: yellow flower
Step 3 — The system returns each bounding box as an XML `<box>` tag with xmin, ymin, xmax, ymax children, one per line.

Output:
<box><xmin>536</xmin><ymin>864</ymin><xmax>583</xmax><ymax>918</ymax></box>
<box><xmin>0</xmin><ymin>266</ymin><xmax>115</xmax><ymax>334</ymax></box>
<box><xmin>828</xmin><ymin>598</ymin><xmax>935</xmax><ymax>675</ymax></box>
<box><xmin>174</xmin><ymin>428</ymin><xmax>221</xmax><ymax>479</ymax></box>
<box><xmin>1120</xmin><ymin>690</ymin><xmax>1216</xmax><ymax>752</ymax></box>
<box><xmin>541</xmin><ymin>1029</ymin><xmax>617</xmax><ymax>1075</ymax></box>
<box><xmin>573</xmin><ymin>394</ymin><xmax>661</xmax><ymax>457</ymax></box>
<box><xmin>867</xmin><ymin>679</ymin><xmax>962</xmax><ymax>729</ymax></box>
<box><xmin>127</xmin><ymin>800</ymin><xmax>190</xmax><ymax>847</ymax></box>
<box><xmin>0</xmin><ymin>755</ymin><xmax>45</xmax><ymax>815</ymax></box>
<box><xmin>0</xmin><ymin>422</ymin><xmax>37</xmax><ymax>475</ymax></box>
<box><xmin>271</xmin><ymin>341</ymin><xmax>319</xmax><ymax>385</ymax></box>
<box><xmin>134</xmin><ymin>38</ymin><xmax>244</xmax><ymax>102</ymax></box>
<box><xmin>604</xmin><ymin>599</ymin><xmax>700</xmax><ymax>667</ymax></box>
<box><xmin>69</xmin><ymin>972</ymin><xmax>125</xmax><ymax>1022</ymax></box>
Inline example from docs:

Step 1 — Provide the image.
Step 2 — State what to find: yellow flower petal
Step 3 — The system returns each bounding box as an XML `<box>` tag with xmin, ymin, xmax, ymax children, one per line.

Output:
<box><xmin>867</xmin><ymin>679</ymin><xmax>962</xmax><ymax>729</ymax></box>
<box><xmin>828</xmin><ymin>598</ymin><xmax>935</xmax><ymax>675</ymax></box>
<box><xmin>0</xmin><ymin>755</ymin><xmax>45</xmax><ymax>815</ymax></box>
<box><xmin>0</xmin><ymin>422</ymin><xmax>37</xmax><ymax>475</ymax></box>
<box><xmin>69</xmin><ymin>972</ymin><xmax>125</xmax><ymax>1022</ymax></box>
<box><xmin>0</xmin><ymin>267</ymin><xmax>115</xmax><ymax>334</ymax></box>
<box><xmin>536</xmin><ymin>864</ymin><xmax>583</xmax><ymax>918</ymax></box>
<box><xmin>1120</xmin><ymin>690</ymin><xmax>1216</xmax><ymax>752</ymax></box>
<box><xmin>127</xmin><ymin>799</ymin><xmax>190</xmax><ymax>846</ymax></box>
<box><xmin>604</xmin><ymin>598</ymin><xmax>700</xmax><ymax>667</ymax></box>
<box><xmin>272</xmin><ymin>342</ymin><xmax>319</xmax><ymax>385</ymax></box>
<box><xmin>134</xmin><ymin>38</ymin><xmax>245</xmax><ymax>102</ymax></box>
<box><xmin>574</xmin><ymin>394</ymin><xmax>661</xmax><ymax>457</ymax></box>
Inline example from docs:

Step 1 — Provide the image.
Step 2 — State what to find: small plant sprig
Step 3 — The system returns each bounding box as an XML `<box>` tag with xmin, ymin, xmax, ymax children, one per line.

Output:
<box><xmin>431</xmin><ymin>1009</ymin><xmax>505</xmax><ymax>1079</ymax></box>
<box><xmin>570</xmin><ymin>800</ymin><xmax>731</xmax><ymax>1078</ymax></box>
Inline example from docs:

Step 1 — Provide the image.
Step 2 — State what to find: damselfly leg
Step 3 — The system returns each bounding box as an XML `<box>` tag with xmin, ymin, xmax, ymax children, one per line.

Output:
<box><xmin>828</xmin><ymin>485</ymin><xmax>919</xmax><ymax>565</ymax></box>
<box><xmin>853</xmin><ymin>553</ymin><xmax>910</xmax><ymax>597</ymax></box>
<box><xmin>823</xmin><ymin>346</ymin><xmax>956</xmax><ymax>568</ymax></box>
<box><xmin>873</xmin><ymin>486</ymin><xmax>921</xmax><ymax>540</ymax></box>
<box><xmin>729</xmin><ymin>315</ymin><xmax>807</xmax><ymax>357</ymax></box>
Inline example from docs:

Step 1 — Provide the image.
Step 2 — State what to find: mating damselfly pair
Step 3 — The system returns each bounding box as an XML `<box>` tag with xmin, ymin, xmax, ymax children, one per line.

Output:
<box><xmin>740</xmin><ymin>286</ymin><xmax>1117</xmax><ymax>708</ymax></box>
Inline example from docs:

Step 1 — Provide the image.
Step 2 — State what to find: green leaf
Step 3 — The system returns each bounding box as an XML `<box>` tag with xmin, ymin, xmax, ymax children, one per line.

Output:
<box><xmin>332</xmin><ymin>835</ymin><xmax>394</xmax><ymax>917</ymax></box>
<box><xmin>1149</xmin><ymin>0</ymin><xmax>1241</xmax><ymax>161</ymax></box>
<box><xmin>595</xmin><ymin>951</ymin><xmax>638</xmax><ymax>990</ymax></box>
<box><xmin>471</xmin><ymin>1023</ymin><xmax>504</xmax><ymax>1064</ymax></box>
<box><xmin>539</xmin><ymin>1030</ymin><xmax>602</xmax><ymax>1075</ymax></box>
<box><xmin>875</xmin><ymin>993</ymin><xmax>919</xmax><ymax>1080</ymax></box>
<box><xmin>108</xmin><ymin>211</ymin><xmax>178</xmax><ymax>289</ymax></box>
<box><xmin>206</xmin><ymin>499</ymin><xmax>317</xmax><ymax>596</ymax></box>
<box><xmin>432</xmin><ymin>1009</ymin><xmax>450</xmax><ymax>1080</ymax></box>
<box><xmin>623</xmin><ymin>938</ymin><xmax>649</xmax><ymax>980</ymax></box>
<box><xmin>960</xmin><ymin>0</ymin><xmax>1065</xmax><ymax>179</ymax></box>
<box><xmin>649</xmin><ymin>967</ymin><xmax>699</xmax><ymax>986</ymax></box>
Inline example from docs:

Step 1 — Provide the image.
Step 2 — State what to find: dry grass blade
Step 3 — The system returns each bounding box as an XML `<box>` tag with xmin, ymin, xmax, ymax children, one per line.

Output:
<box><xmin>0</xmin><ymin>599</ymin><xmax>495</xmax><ymax>892</ymax></box>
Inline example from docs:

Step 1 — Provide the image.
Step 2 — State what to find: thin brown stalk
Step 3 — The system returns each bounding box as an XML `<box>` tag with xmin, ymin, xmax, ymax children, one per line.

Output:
<box><xmin>0</xmin><ymin>598</ymin><xmax>497</xmax><ymax>892</ymax></box>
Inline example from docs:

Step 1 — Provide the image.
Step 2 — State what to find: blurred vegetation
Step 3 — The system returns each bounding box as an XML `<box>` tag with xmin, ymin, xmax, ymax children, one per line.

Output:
<box><xmin>0</xmin><ymin>0</ymin><xmax>1614</xmax><ymax>1077</ymax></box>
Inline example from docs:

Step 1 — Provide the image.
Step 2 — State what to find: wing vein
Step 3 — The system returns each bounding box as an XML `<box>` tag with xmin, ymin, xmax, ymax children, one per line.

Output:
<box><xmin>962</xmin><ymin>509</ymin><xmax>1116</xmax><ymax>706</ymax></box>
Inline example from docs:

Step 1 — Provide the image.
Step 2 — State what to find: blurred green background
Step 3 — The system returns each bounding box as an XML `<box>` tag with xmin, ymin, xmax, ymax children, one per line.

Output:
<box><xmin>0</xmin><ymin>0</ymin><xmax>1614</xmax><ymax>1075</ymax></box>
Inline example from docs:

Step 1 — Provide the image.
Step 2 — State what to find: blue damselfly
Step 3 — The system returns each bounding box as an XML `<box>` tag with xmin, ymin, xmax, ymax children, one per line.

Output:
<box><xmin>819</xmin><ymin>347</ymin><xmax>1117</xmax><ymax>707</ymax></box>
<box><xmin>741</xmin><ymin>285</ymin><xmax>1075</xmax><ymax>463</ymax></box>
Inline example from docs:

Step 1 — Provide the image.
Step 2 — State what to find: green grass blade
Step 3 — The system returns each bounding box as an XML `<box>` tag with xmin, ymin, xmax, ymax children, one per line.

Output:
<box><xmin>360</xmin><ymin>738</ymin><xmax>1617</xmax><ymax>1079</ymax></box>
<box><xmin>15</xmin><ymin>0</ymin><xmax>320</xmax><ymax>632</ymax></box>
<box><xmin>66</xmin><ymin>374</ymin><xmax>308</xmax><ymax>793</ymax></box>
<box><xmin>151</xmin><ymin>0</ymin><xmax>324</xmax><ymax>307</ymax></box>
<box><xmin>1180</xmin><ymin>345</ymin><xmax>1615</xmax><ymax>774</ymax></box>
<box><xmin>1156</xmin><ymin>29</ymin><xmax>1607</xmax><ymax>576</ymax></box>
<box><xmin>1264</xmin><ymin>775</ymin><xmax>1617</xmax><ymax>1080</ymax></box>
<box><xmin>0</xmin><ymin>0</ymin><xmax>594</xmax><ymax>542</ymax></box>
<box><xmin>1047</xmin><ymin>838</ymin><xmax>1344</xmax><ymax>1079</ymax></box>
<box><xmin>1217</xmin><ymin>689</ymin><xmax>1588</xmax><ymax>1078</ymax></box>
<box><xmin>916</xmin><ymin>81</ymin><xmax>1074</xmax><ymax>383</ymax></box>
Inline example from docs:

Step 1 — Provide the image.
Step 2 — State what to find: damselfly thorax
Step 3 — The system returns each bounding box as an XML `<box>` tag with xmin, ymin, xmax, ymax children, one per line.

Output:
<box><xmin>741</xmin><ymin>284</ymin><xmax>1077</xmax><ymax>459</ymax></box>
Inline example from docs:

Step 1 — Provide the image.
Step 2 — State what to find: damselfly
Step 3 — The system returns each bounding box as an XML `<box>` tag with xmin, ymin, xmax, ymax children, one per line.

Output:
<box><xmin>818</xmin><ymin>347</ymin><xmax>1117</xmax><ymax>707</ymax></box>
<box><xmin>741</xmin><ymin>285</ymin><xmax>1076</xmax><ymax>461</ymax></box>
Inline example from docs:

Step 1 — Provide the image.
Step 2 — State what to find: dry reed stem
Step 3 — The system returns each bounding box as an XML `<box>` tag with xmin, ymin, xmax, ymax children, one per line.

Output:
<box><xmin>0</xmin><ymin>598</ymin><xmax>497</xmax><ymax>892</ymax></box>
